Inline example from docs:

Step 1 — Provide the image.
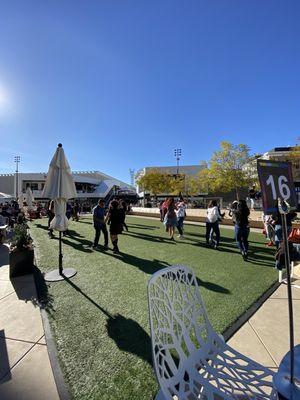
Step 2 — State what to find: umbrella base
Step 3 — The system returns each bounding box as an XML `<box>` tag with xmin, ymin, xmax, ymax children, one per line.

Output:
<box><xmin>44</xmin><ymin>268</ymin><xmax>77</xmax><ymax>282</ymax></box>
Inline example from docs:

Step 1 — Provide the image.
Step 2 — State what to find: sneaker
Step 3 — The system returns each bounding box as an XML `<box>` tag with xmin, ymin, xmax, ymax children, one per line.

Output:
<box><xmin>177</xmin><ymin>235</ymin><xmax>183</xmax><ymax>239</ymax></box>
<box><xmin>214</xmin><ymin>243</ymin><xmax>219</xmax><ymax>250</ymax></box>
<box><xmin>92</xmin><ymin>245</ymin><xmax>97</xmax><ymax>249</ymax></box>
<box><xmin>170</xmin><ymin>237</ymin><xmax>175</xmax><ymax>241</ymax></box>
<box><xmin>242</xmin><ymin>251</ymin><xmax>248</xmax><ymax>261</ymax></box>
<box><xmin>103</xmin><ymin>245</ymin><xmax>109</xmax><ymax>250</ymax></box>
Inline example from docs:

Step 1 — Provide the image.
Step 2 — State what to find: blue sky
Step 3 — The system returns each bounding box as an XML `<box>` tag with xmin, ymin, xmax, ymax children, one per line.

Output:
<box><xmin>0</xmin><ymin>0</ymin><xmax>299</xmax><ymax>184</ymax></box>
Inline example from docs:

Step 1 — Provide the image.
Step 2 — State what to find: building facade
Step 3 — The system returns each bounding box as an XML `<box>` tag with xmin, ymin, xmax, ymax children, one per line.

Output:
<box><xmin>135</xmin><ymin>164</ymin><xmax>207</xmax><ymax>199</ymax></box>
<box><xmin>0</xmin><ymin>171</ymin><xmax>136</xmax><ymax>202</ymax></box>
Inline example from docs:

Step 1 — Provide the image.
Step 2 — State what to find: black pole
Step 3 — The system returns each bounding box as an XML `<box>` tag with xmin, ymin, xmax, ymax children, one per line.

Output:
<box><xmin>59</xmin><ymin>231</ymin><xmax>63</xmax><ymax>275</ymax></box>
<box><xmin>281</xmin><ymin>212</ymin><xmax>295</xmax><ymax>385</ymax></box>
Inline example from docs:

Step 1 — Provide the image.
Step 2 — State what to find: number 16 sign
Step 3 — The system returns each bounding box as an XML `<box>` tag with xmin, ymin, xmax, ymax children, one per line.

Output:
<box><xmin>257</xmin><ymin>160</ymin><xmax>297</xmax><ymax>214</ymax></box>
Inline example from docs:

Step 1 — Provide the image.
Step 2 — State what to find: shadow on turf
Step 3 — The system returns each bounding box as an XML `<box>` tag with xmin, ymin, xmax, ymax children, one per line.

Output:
<box><xmin>196</xmin><ymin>278</ymin><xmax>230</xmax><ymax>294</ymax></box>
<box><xmin>104</xmin><ymin>251</ymin><xmax>171</xmax><ymax>274</ymax></box>
<box><xmin>125</xmin><ymin>231</ymin><xmax>176</xmax><ymax>244</ymax></box>
<box><xmin>127</xmin><ymin>223</ymin><xmax>158</xmax><ymax>230</ymax></box>
<box><xmin>63</xmin><ymin>277</ymin><xmax>152</xmax><ymax>365</ymax></box>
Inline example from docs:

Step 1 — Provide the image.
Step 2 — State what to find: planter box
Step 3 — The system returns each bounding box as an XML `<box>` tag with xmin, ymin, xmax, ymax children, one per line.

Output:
<box><xmin>9</xmin><ymin>249</ymin><xmax>34</xmax><ymax>278</ymax></box>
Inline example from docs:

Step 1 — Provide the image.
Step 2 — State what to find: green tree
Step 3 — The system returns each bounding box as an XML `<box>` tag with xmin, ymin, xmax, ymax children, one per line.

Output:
<box><xmin>203</xmin><ymin>141</ymin><xmax>252</xmax><ymax>200</ymax></box>
<box><xmin>136</xmin><ymin>169</ymin><xmax>171</xmax><ymax>198</ymax></box>
<box><xmin>288</xmin><ymin>139</ymin><xmax>300</xmax><ymax>181</ymax></box>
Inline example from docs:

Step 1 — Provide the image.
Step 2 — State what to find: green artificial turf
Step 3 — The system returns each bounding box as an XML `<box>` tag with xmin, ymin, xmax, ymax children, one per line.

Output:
<box><xmin>30</xmin><ymin>216</ymin><xmax>277</xmax><ymax>400</ymax></box>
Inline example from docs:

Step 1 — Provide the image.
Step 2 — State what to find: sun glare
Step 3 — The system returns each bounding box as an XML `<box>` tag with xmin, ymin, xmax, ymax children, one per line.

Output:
<box><xmin>0</xmin><ymin>87</ymin><xmax>8</xmax><ymax>106</ymax></box>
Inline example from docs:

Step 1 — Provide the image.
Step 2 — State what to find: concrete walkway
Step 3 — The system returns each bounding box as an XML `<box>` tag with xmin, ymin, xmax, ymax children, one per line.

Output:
<box><xmin>0</xmin><ymin>244</ymin><xmax>59</xmax><ymax>400</ymax></box>
<box><xmin>228</xmin><ymin>275</ymin><xmax>300</xmax><ymax>371</ymax></box>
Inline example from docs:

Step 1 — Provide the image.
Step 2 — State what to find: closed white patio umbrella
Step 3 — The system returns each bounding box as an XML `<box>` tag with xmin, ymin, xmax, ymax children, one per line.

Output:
<box><xmin>42</xmin><ymin>143</ymin><xmax>77</xmax><ymax>281</ymax></box>
<box><xmin>26</xmin><ymin>187</ymin><xmax>35</xmax><ymax>210</ymax></box>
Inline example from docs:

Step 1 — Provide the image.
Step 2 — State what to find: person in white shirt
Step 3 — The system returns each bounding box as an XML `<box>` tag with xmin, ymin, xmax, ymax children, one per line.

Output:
<box><xmin>206</xmin><ymin>200</ymin><xmax>221</xmax><ymax>249</ymax></box>
<box><xmin>176</xmin><ymin>198</ymin><xmax>186</xmax><ymax>238</ymax></box>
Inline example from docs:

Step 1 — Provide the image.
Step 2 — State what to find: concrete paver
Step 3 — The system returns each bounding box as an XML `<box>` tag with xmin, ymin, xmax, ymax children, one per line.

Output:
<box><xmin>0</xmin><ymin>344</ymin><xmax>60</xmax><ymax>400</ymax></box>
<box><xmin>249</xmin><ymin>298</ymin><xmax>300</xmax><ymax>366</ymax></box>
<box><xmin>0</xmin><ymin>244</ymin><xmax>59</xmax><ymax>400</ymax></box>
<box><xmin>0</xmin><ymin>290</ymin><xmax>44</xmax><ymax>342</ymax></box>
<box><xmin>0</xmin><ymin>337</ymin><xmax>34</xmax><ymax>382</ymax></box>
<box><xmin>227</xmin><ymin>321</ymin><xmax>277</xmax><ymax>368</ymax></box>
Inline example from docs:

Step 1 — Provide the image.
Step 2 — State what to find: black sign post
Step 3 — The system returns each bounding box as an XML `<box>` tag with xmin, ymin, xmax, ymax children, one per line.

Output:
<box><xmin>258</xmin><ymin>160</ymin><xmax>298</xmax><ymax>399</ymax></box>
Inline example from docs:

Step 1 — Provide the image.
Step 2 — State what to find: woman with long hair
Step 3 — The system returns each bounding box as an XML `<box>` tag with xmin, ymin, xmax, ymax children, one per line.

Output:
<box><xmin>163</xmin><ymin>197</ymin><xmax>177</xmax><ymax>241</ymax></box>
<box><xmin>105</xmin><ymin>200</ymin><xmax>123</xmax><ymax>254</ymax></box>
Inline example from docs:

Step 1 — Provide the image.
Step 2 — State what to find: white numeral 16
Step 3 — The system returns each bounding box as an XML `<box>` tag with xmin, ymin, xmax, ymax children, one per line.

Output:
<box><xmin>266</xmin><ymin>175</ymin><xmax>291</xmax><ymax>200</ymax></box>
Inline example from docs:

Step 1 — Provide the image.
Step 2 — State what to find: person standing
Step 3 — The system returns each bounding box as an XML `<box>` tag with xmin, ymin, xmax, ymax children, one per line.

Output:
<box><xmin>163</xmin><ymin>198</ymin><xmax>177</xmax><ymax>241</ymax></box>
<box><xmin>248</xmin><ymin>185</ymin><xmax>256</xmax><ymax>210</ymax></box>
<box><xmin>205</xmin><ymin>200</ymin><xmax>221</xmax><ymax>249</ymax></box>
<box><xmin>233</xmin><ymin>199</ymin><xmax>250</xmax><ymax>261</ymax></box>
<box><xmin>176</xmin><ymin>197</ymin><xmax>186</xmax><ymax>238</ymax></box>
<box><xmin>119</xmin><ymin>200</ymin><xmax>129</xmax><ymax>232</ymax></box>
<box><xmin>92</xmin><ymin>199</ymin><xmax>108</xmax><ymax>249</ymax></box>
<box><xmin>105</xmin><ymin>200</ymin><xmax>123</xmax><ymax>254</ymax></box>
<box><xmin>48</xmin><ymin>200</ymin><xmax>55</xmax><ymax>238</ymax></box>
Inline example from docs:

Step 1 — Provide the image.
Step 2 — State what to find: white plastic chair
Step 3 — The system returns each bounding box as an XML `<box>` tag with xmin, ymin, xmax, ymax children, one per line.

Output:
<box><xmin>148</xmin><ymin>265</ymin><xmax>278</xmax><ymax>400</ymax></box>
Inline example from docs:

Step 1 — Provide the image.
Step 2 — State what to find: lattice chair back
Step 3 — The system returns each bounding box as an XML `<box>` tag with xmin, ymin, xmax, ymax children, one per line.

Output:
<box><xmin>148</xmin><ymin>265</ymin><xmax>277</xmax><ymax>400</ymax></box>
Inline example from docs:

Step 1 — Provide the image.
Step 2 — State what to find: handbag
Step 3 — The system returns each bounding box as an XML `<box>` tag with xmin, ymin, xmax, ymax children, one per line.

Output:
<box><xmin>288</xmin><ymin>227</ymin><xmax>300</xmax><ymax>244</ymax></box>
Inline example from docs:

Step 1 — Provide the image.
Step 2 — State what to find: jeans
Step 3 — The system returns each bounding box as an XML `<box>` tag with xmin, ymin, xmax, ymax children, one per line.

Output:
<box><xmin>94</xmin><ymin>224</ymin><xmax>108</xmax><ymax>246</ymax></box>
<box><xmin>235</xmin><ymin>225</ymin><xmax>249</xmax><ymax>253</ymax></box>
<box><xmin>206</xmin><ymin>222</ymin><xmax>220</xmax><ymax>245</ymax></box>
<box><xmin>275</xmin><ymin>225</ymin><xmax>292</xmax><ymax>249</ymax></box>
<box><xmin>177</xmin><ymin>217</ymin><xmax>185</xmax><ymax>235</ymax></box>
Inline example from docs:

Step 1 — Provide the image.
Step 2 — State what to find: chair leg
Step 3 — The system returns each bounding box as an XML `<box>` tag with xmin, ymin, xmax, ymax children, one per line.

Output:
<box><xmin>155</xmin><ymin>389</ymin><xmax>168</xmax><ymax>400</ymax></box>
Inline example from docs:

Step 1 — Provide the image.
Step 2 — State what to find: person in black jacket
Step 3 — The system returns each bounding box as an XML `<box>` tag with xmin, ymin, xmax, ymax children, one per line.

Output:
<box><xmin>233</xmin><ymin>199</ymin><xmax>250</xmax><ymax>261</ymax></box>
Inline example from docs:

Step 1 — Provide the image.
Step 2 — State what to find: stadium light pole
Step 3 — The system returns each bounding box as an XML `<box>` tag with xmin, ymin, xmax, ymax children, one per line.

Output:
<box><xmin>174</xmin><ymin>148</ymin><xmax>182</xmax><ymax>175</ymax></box>
<box><xmin>14</xmin><ymin>155</ymin><xmax>20</xmax><ymax>199</ymax></box>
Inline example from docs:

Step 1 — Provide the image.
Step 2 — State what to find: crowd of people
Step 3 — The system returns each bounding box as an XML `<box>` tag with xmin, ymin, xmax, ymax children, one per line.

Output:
<box><xmin>2</xmin><ymin>193</ymin><xmax>298</xmax><ymax>269</ymax></box>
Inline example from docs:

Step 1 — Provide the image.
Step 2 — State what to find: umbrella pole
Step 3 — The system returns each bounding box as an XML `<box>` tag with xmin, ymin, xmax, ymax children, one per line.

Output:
<box><xmin>59</xmin><ymin>231</ymin><xmax>63</xmax><ymax>275</ymax></box>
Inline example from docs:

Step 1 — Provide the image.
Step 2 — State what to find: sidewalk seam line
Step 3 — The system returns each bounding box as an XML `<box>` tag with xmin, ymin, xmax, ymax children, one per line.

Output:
<box><xmin>0</xmin><ymin>341</ymin><xmax>37</xmax><ymax>382</ymax></box>
<box><xmin>249</xmin><ymin>320</ymin><xmax>279</xmax><ymax>367</ymax></box>
<box><xmin>0</xmin><ymin>291</ymin><xmax>15</xmax><ymax>302</ymax></box>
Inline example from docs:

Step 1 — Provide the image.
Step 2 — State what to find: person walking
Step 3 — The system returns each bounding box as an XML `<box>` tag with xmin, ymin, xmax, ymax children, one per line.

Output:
<box><xmin>205</xmin><ymin>200</ymin><xmax>221</xmax><ymax>249</ymax></box>
<box><xmin>176</xmin><ymin>197</ymin><xmax>186</xmax><ymax>238</ymax></box>
<box><xmin>163</xmin><ymin>198</ymin><xmax>177</xmax><ymax>241</ymax></box>
<box><xmin>248</xmin><ymin>185</ymin><xmax>256</xmax><ymax>210</ymax></box>
<box><xmin>233</xmin><ymin>199</ymin><xmax>250</xmax><ymax>261</ymax></box>
<box><xmin>48</xmin><ymin>200</ymin><xmax>55</xmax><ymax>238</ymax></box>
<box><xmin>92</xmin><ymin>199</ymin><xmax>108</xmax><ymax>250</ymax></box>
<box><xmin>105</xmin><ymin>200</ymin><xmax>123</xmax><ymax>254</ymax></box>
<box><xmin>119</xmin><ymin>200</ymin><xmax>129</xmax><ymax>232</ymax></box>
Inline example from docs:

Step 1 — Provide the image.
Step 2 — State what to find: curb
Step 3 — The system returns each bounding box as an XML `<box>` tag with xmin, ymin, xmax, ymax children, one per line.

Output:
<box><xmin>222</xmin><ymin>279</ymin><xmax>281</xmax><ymax>341</ymax></box>
<box><xmin>33</xmin><ymin>267</ymin><xmax>71</xmax><ymax>400</ymax></box>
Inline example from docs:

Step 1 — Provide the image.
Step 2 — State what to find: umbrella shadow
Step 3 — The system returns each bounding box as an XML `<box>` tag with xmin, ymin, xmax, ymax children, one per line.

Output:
<box><xmin>63</xmin><ymin>277</ymin><xmax>152</xmax><ymax>365</ymax></box>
